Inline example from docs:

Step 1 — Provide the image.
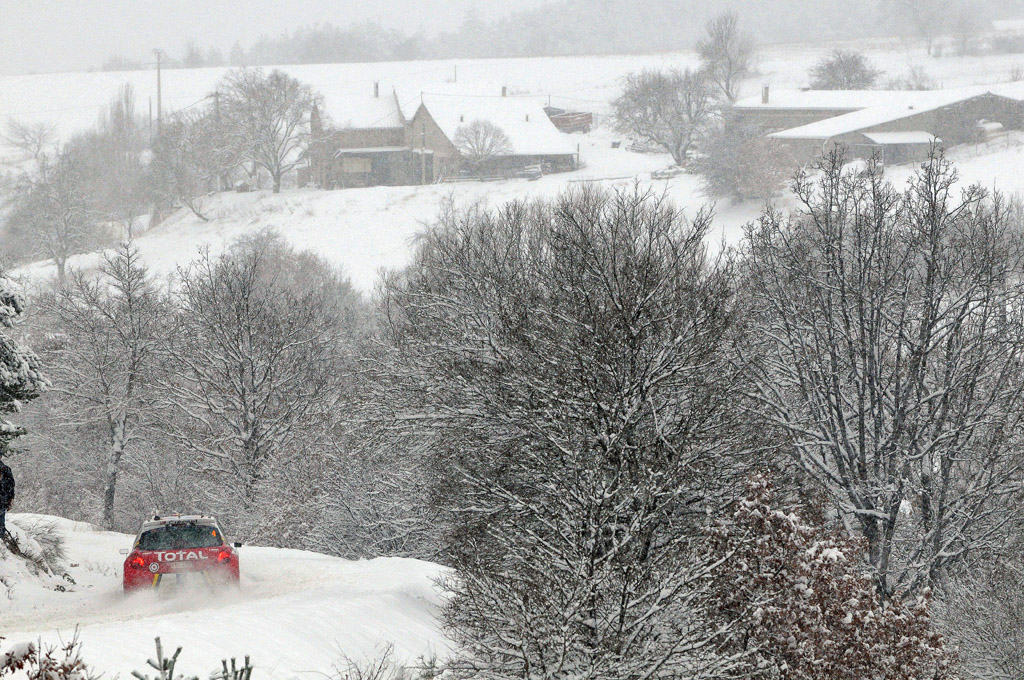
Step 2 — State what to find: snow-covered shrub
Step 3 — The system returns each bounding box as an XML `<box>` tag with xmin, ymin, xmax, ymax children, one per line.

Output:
<box><xmin>16</xmin><ymin>518</ymin><xmax>66</xmax><ymax>573</ymax></box>
<box><xmin>707</xmin><ymin>474</ymin><xmax>957</xmax><ymax>680</ymax></box>
<box><xmin>0</xmin><ymin>636</ymin><xmax>253</xmax><ymax>680</ymax></box>
<box><xmin>331</xmin><ymin>647</ymin><xmax>428</xmax><ymax>680</ymax></box>
<box><xmin>133</xmin><ymin>638</ymin><xmax>252</xmax><ymax>680</ymax></box>
<box><xmin>0</xmin><ymin>633</ymin><xmax>96</xmax><ymax>680</ymax></box>
<box><xmin>694</xmin><ymin>115</ymin><xmax>794</xmax><ymax>200</ymax></box>
<box><xmin>884</xmin><ymin>65</ymin><xmax>937</xmax><ymax>90</ymax></box>
<box><xmin>808</xmin><ymin>49</ymin><xmax>882</xmax><ymax>89</ymax></box>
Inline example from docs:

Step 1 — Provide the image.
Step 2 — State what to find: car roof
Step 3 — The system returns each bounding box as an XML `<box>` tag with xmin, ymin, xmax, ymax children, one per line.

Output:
<box><xmin>139</xmin><ymin>514</ymin><xmax>220</xmax><ymax>532</ymax></box>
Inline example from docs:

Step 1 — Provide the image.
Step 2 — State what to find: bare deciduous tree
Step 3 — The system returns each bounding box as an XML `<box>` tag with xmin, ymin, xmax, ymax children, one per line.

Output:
<box><xmin>159</xmin><ymin>231</ymin><xmax>354</xmax><ymax>524</ymax></box>
<box><xmin>78</xmin><ymin>84</ymin><xmax>152</xmax><ymax>238</ymax></box>
<box><xmin>47</xmin><ymin>243</ymin><xmax>166</xmax><ymax>528</ymax></box>
<box><xmin>937</xmin><ymin>557</ymin><xmax>1024</xmax><ymax>680</ymax></box>
<box><xmin>452</xmin><ymin>119</ymin><xmax>513</xmax><ymax>173</ymax></box>
<box><xmin>952</xmin><ymin>1</ymin><xmax>981</xmax><ymax>56</ymax></box>
<box><xmin>742</xmin><ymin>149</ymin><xmax>1024</xmax><ymax>597</ymax></box>
<box><xmin>5</xmin><ymin>147</ymin><xmax>98</xmax><ymax>286</ymax></box>
<box><xmin>891</xmin><ymin>0</ymin><xmax>951</xmax><ymax>56</ymax></box>
<box><xmin>153</xmin><ymin>108</ymin><xmax>236</xmax><ymax>221</ymax></box>
<box><xmin>612</xmin><ymin>68</ymin><xmax>716</xmax><ymax>165</ymax></box>
<box><xmin>383</xmin><ymin>187</ymin><xmax>748</xmax><ymax>680</ymax></box>
<box><xmin>3</xmin><ymin>118</ymin><xmax>57</xmax><ymax>166</ymax></box>
<box><xmin>695</xmin><ymin>11</ymin><xmax>755</xmax><ymax>103</ymax></box>
<box><xmin>313</xmin><ymin>428</ymin><xmax>441</xmax><ymax>560</ymax></box>
<box><xmin>809</xmin><ymin>49</ymin><xmax>883</xmax><ymax>90</ymax></box>
<box><xmin>219</xmin><ymin>68</ymin><xmax>321</xmax><ymax>193</ymax></box>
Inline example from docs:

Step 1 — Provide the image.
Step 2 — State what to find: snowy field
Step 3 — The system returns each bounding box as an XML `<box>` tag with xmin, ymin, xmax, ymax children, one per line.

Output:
<box><xmin>0</xmin><ymin>514</ymin><xmax>448</xmax><ymax>677</ymax></box>
<box><xmin>5</xmin><ymin>38</ymin><xmax>1024</xmax><ymax>139</ymax></box>
<box><xmin>6</xmin><ymin>40</ymin><xmax>1024</xmax><ymax>291</ymax></box>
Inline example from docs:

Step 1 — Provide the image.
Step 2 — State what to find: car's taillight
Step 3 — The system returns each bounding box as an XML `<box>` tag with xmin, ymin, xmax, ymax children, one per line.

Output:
<box><xmin>217</xmin><ymin>549</ymin><xmax>231</xmax><ymax>563</ymax></box>
<box><xmin>130</xmin><ymin>555</ymin><xmax>145</xmax><ymax>568</ymax></box>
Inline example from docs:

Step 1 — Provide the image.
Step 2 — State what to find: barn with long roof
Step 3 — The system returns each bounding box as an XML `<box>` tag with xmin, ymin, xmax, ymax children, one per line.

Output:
<box><xmin>734</xmin><ymin>84</ymin><xmax>1024</xmax><ymax>164</ymax></box>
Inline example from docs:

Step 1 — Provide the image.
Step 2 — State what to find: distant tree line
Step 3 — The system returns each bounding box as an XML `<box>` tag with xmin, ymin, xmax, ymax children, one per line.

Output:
<box><xmin>93</xmin><ymin>0</ymin><xmax>1023</xmax><ymax>73</ymax></box>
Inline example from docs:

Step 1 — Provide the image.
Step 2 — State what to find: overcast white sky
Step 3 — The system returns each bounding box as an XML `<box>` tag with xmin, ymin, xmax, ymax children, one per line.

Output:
<box><xmin>0</xmin><ymin>1</ymin><xmax>544</xmax><ymax>75</ymax></box>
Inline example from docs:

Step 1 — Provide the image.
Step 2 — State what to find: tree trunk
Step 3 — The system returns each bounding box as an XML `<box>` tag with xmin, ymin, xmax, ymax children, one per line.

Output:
<box><xmin>185</xmin><ymin>199</ymin><xmax>209</xmax><ymax>222</ymax></box>
<box><xmin>272</xmin><ymin>172</ymin><xmax>282</xmax><ymax>194</ymax></box>
<box><xmin>103</xmin><ymin>421</ymin><xmax>126</xmax><ymax>528</ymax></box>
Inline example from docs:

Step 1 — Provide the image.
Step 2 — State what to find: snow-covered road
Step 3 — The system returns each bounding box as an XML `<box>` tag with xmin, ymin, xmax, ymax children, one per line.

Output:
<box><xmin>0</xmin><ymin>515</ymin><xmax>449</xmax><ymax>677</ymax></box>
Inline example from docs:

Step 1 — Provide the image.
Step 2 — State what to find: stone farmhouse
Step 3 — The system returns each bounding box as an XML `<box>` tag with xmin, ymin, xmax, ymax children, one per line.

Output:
<box><xmin>302</xmin><ymin>83</ymin><xmax>578</xmax><ymax>189</ymax></box>
<box><xmin>734</xmin><ymin>84</ymin><xmax>1024</xmax><ymax>164</ymax></box>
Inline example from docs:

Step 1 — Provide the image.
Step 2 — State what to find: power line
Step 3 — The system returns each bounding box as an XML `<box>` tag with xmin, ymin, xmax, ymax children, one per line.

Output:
<box><xmin>416</xmin><ymin>91</ymin><xmax>610</xmax><ymax>106</ymax></box>
<box><xmin>175</xmin><ymin>94</ymin><xmax>214</xmax><ymax>113</ymax></box>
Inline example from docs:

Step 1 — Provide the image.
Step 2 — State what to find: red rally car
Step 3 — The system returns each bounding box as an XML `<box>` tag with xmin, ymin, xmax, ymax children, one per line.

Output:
<box><xmin>122</xmin><ymin>514</ymin><xmax>241</xmax><ymax>592</ymax></box>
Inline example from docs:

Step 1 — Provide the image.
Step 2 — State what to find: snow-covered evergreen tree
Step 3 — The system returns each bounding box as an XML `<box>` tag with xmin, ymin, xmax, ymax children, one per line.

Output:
<box><xmin>0</xmin><ymin>274</ymin><xmax>47</xmax><ymax>453</ymax></box>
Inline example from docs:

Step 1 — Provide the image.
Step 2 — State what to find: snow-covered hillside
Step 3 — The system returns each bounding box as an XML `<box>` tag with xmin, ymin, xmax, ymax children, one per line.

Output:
<box><xmin>8</xmin><ymin>41</ymin><xmax>1024</xmax><ymax>291</ymax></box>
<box><xmin>12</xmin><ymin>128</ymin><xmax>763</xmax><ymax>291</ymax></box>
<box><xmin>15</xmin><ymin>129</ymin><xmax>1024</xmax><ymax>293</ymax></box>
<box><xmin>0</xmin><ymin>514</ymin><xmax>448</xmax><ymax>678</ymax></box>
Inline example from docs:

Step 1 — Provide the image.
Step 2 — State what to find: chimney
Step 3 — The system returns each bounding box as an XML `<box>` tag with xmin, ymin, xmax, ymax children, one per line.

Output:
<box><xmin>525</xmin><ymin>113</ymin><xmax>530</xmax><ymax>122</ymax></box>
<box><xmin>762</xmin><ymin>84</ymin><xmax>770</xmax><ymax>104</ymax></box>
<box><xmin>501</xmin><ymin>86</ymin><xmax>507</xmax><ymax>97</ymax></box>
<box><xmin>374</xmin><ymin>81</ymin><xmax>380</xmax><ymax>98</ymax></box>
<box><xmin>459</xmin><ymin>114</ymin><xmax>464</xmax><ymax>122</ymax></box>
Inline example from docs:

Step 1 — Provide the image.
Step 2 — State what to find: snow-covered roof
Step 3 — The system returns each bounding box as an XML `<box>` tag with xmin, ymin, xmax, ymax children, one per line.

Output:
<box><xmin>418</xmin><ymin>93</ymin><xmax>576</xmax><ymax>156</ymax></box>
<box><xmin>862</xmin><ymin>131</ymin><xmax>939</xmax><ymax>145</ymax></box>
<box><xmin>735</xmin><ymin>89</ymin><xmax>913</xmax><ymax>111</ymax></box>
<box><xmin>319</xmin><ymin>85</ymin><xmax>405</xmax><ymax>129</ymax></box>
<box><xmin>992</xmin><ymin>19</ymin><xmax>1024</xmax><ymax>32</ymax></box>
<box><xmin>139</xmin><ymin>514</ymin><xmax>218</xmax><ymax>532</ymax></box>
<box><xmin>768</xmin><ymin>87</ymin><xmax>1022</xmax><ymax>140</ymax></box>
<box><xmin>335</xmin><ymin>146</ymin><xmax>409</xmax><ymax>154</ymax></box>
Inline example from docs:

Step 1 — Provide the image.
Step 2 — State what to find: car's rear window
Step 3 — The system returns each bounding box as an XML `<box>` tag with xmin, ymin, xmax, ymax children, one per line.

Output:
<box><xmin>137</xmin><ymin>524</ymin><xmax>222</xmax><ymax>550</ymax></box>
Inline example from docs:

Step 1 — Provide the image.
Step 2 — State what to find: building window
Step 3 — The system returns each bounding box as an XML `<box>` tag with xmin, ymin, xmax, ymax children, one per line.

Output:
<box><xmin>342</xmin><ymin>157</ymin><xmax>372</xmax><ymax>173</ymax></box>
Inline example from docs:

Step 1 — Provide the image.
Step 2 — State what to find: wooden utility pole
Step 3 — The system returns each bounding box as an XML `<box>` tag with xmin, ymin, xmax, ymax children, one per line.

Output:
<box><xmin>420</xmin><ymin>124</ymin><xmax>427</xmax><ymax>185</ymax></box>
<box><xmin>154</xmin><ymin>49</ymin><xmax>163</xmax><ymax>134</ymax></box>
